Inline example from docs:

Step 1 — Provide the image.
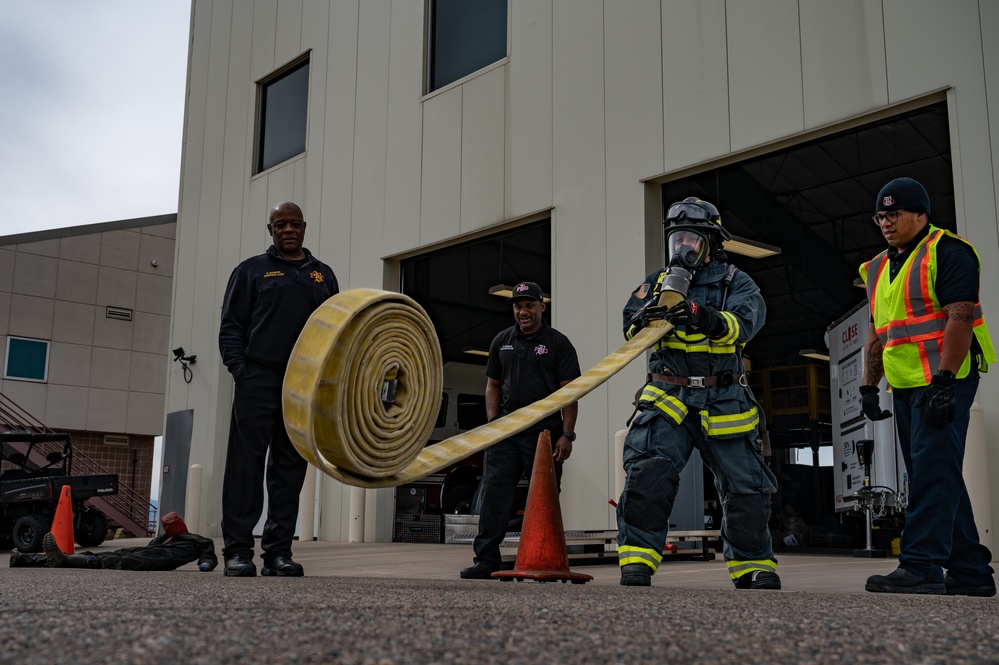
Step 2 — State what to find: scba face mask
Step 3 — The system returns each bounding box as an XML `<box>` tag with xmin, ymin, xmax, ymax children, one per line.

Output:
<box><xmin>667</xmin><ymin>229</ymin><xmax>710</xmax><ymax>270</ymax></box>
<box><xmin>654</xmin><ymin>228</ymin><xmax>708</xmax><ymax>302</ymax></box>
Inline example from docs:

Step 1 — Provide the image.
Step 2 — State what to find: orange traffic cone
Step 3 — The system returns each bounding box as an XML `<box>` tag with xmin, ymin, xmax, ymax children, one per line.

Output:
<box><xmin>51</xmin><ymin>484</ymin><xmax>75</xmax><ymax>554</ymax></box>
<box><xmin>492</xmin><ymin>430</ymin><xmax>593</xmax><ymax>584</ymax></box>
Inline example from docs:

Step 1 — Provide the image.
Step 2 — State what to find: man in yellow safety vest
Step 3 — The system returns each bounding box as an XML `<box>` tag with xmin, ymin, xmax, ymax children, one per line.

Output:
<box><xmin>859</xmin><ymin>177</ymin><xmax>996</xmax><ymax>596</ymax></box>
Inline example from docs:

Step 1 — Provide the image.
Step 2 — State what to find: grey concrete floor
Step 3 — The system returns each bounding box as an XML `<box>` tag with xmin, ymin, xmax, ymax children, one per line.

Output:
<box><xmin>2</xmin><ymin>537</ymin><xmax>997</xmax><ymax>664</ymax></box>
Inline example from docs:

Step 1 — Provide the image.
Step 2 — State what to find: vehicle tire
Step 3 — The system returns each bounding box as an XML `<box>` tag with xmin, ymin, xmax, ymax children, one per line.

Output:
<box><xmin>75</xmin><ymin>508</ymin><xmax>109</xmax><ymax>548</ymax></box>
<box><xmin>12</xmin><ymin>514</ymin><xmax>49</xmax><ymax>553</ymax></box>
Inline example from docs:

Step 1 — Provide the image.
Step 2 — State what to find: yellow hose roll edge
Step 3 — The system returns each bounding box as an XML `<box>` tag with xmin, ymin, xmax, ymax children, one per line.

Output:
<box><xmin>283</xmin><ymin>289</ymin><xmax>443</xmax><ymax>480</ymax></box>
<box><xmin>283</xmin><ymin>288</ymin><xmax>674</xmax><ymax>489</ymax></box>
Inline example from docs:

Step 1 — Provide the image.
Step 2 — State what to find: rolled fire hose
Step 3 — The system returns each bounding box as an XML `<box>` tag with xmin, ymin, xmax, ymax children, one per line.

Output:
<box><xmin>283</xmin><ymin>288</ymin><xmax>677</xmax><ymax>489</ymax></box>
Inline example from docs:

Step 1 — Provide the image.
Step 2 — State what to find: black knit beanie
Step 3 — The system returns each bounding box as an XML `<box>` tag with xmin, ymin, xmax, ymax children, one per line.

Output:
<box><xmin>875</xmin><ymin>177</ymin><xmax>930</xmax><ymax>214</ymax></box>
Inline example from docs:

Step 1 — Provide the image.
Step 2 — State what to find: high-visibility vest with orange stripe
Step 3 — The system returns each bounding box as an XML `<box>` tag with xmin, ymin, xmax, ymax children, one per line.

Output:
<box><xmin>859</xmin><ymin>226</ymin><xmax>996</xmax><ymax>389</ymax></box>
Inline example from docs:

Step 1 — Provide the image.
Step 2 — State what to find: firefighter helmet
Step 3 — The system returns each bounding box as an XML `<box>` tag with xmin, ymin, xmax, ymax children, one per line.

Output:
<box><xmin>663</xmin><ymin>197</ymin><xmax>730</xmax><ymax>264</ymax></box>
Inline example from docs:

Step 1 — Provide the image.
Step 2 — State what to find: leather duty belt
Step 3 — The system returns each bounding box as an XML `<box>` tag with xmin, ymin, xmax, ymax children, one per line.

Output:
<box><xmin>650</xmin><ymin>372</ymin><xmax>745</xmax><ymax>388</ymax></box>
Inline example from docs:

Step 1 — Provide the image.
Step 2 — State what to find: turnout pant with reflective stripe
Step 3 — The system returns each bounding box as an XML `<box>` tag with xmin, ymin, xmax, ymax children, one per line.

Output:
<box><xmin>616</xmin><ymin>406</ymin><xmax>778</xmax><ymax>580</ymax></box>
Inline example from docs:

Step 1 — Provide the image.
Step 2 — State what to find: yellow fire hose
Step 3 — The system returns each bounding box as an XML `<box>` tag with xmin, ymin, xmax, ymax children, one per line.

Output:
<box><xmin>282</xmin><ymin>288</ymin><xmax>676</xmax><ymax>489</ymax></box>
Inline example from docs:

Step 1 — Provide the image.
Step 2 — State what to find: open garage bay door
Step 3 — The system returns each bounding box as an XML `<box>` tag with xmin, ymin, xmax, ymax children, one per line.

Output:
<box><xmin>662</xmin><ymin>100</ymin><xmax>953</xmax><ymax>367</ymax></box>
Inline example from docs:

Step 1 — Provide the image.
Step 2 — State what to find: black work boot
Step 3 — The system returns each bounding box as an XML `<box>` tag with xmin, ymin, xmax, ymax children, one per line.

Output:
<box><xmin>9</xmin><ymin>549</ymin><xmax>47</xmax><ymax>568</ymax></box>
<box><xmin>944</xmin><ymin>573</ymin><xmax>996</xmax><ymax>597</ymax></box>
<box><xmin>620</xmin><ymin>563</ymin><xmax>652</xmax><ymax>586</ymax></box>
<box><xmin>43</xmin><ymin>533</ymin><xmax>101</xmax><ymax>569</ymax></box>
<box><xmin>460</xmin><ymin>562</ymin><xmax>499</xmax><ymax>580</ymax></box>
<box><xmin>865</xmin><ymin>567</ymin><xmax>944</xmax><ymax>594</ymax></box>
<box><xmin>261</xmin><ymin>555</ymin><xmax>304</xmax><ymax>577</ymax></box>
<box><xmin>734</xmin><ymin>570</ymin><xmax>782</xmax><ymax>590</ymax></box>
<box><xmin>224</xmin><ymin>551</ymin><xmax>257</xmax><ymax>577</ymax></box>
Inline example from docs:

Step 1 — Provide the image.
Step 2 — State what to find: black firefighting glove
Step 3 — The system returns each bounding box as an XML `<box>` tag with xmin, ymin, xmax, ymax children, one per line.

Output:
<box><xmin>858</xmin><ymin>385</ymin><xmax>892</xmax><ymax>421</ymax></box>
<box><xmin>664</xmin><ymin>299</ymin><xmax>725</xmax><ymax>338</ymax></box>
<box><xmin>627</xmin><ymin>303</ymin><xmax>670</xmax><ymax>334</ymax></box>
<box><xmin>913</xmin><ymin>370</ymin><xmax>956</xmax><ymax>429</ymax></box>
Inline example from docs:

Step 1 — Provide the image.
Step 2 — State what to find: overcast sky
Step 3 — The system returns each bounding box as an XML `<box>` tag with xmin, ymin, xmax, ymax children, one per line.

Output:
<box><xmin>0</xmin><ymin>1</ymin><xmax>191</xmax><ymax>238</ymax></box>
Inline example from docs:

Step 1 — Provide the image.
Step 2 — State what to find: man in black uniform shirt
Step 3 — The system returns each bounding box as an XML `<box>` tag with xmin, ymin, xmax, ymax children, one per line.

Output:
<box><xmin>218</xmin><ymin>201</ymin><xmax>339</xmax><ymax>578</ymax></box>
<box><xmin>460</xmin><ymin>281</ymin><xmax>581</xmax><ymax>579</ymax></box>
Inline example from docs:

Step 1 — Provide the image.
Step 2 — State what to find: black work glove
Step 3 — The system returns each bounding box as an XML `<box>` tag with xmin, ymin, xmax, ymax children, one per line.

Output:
<box><xmin>858</xmin><ymin>385</ymin><xmax>892</xmax><ymax>421</ymax></box>
<box><xmin>627</xmin><ymin>303</ymin><xmax>670</xmax><ymax>334</ymax></box>
<box><xmin>664</xmin><ymin>299</ymin><xmax>724</xmax><ymax>338</ymax></box>
<box><xmin>913</xmin><ymin>371</ymin><xmax>956</xmax><ymax>429</ymax></box>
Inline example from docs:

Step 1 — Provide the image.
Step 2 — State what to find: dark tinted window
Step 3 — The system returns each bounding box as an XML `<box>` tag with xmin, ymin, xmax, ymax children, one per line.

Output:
<box><xmin>256</xmin><ymin>59</ymin><xmax>309</xmax><ymax>173</ymax></box>
<box><xmin>428</xmin><ymin>0</ymin><xmax>506</xmax><ymax>92</ymax></box>
<box><xmin>5</xmin><ymin>337</ymin><xmax>48</xmax><ymax>381</ymax></box>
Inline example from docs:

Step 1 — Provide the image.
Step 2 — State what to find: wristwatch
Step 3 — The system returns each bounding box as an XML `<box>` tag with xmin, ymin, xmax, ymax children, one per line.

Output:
<box><xmin>561</xmin><ymin>431</ymin><xmax>576</xmax><ymax>442</ymax></box>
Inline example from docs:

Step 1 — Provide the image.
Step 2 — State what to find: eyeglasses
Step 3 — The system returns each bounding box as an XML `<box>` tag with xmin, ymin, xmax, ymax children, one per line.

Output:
<box><xmin>871</xmin><ymin>210</ymin><xmax>906</xmax><ymax>226</ymax></box>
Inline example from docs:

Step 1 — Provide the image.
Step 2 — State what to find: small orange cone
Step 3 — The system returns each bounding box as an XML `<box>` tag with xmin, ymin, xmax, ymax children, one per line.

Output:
<box><xmin>51</xmin><ymin>484</ymin><xmax>75</xmax><ymax>554</ymax></box>
<box><xmin>492</xmin><ymin>430</ymin><xmax>593</xmax><ymax>584</ymax></box>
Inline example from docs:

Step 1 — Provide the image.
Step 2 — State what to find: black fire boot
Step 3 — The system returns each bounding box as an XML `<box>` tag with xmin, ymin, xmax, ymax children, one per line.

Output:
<box><xmin>43</xmin><ymin>533</ymin><xmax>102</xmax><ymax>569</ymax></box>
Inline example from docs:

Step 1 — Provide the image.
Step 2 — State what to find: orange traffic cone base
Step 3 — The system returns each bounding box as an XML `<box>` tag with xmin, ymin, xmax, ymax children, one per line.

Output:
<box><xmin>490</xmin><ymin>430</ymin><xmax>593</xmax><ymax>584</ymax></box>
<box><xmin>51</xmin><ymin>484</ymin><xmax>75</xmax><ymax>554</ymax></box>
<box><xmin>492</xmin><ymin>569</ymin><xmax>592</xmax><ymax>583</ymax></box>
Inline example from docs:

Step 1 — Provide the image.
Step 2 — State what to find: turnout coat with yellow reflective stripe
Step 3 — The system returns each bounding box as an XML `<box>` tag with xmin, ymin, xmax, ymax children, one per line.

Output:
<box><xmin>623</xmin><ymin>258</ymin><xmax>765</xmax><ymax>438</ymax></box>
<box><xmin>859</xmin><ymin>226</ymin><xmax>997</xmax><ymax>390</ymax></box>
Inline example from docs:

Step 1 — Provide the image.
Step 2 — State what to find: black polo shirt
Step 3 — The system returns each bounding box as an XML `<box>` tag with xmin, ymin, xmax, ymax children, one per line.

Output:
<box><xmin>486</xmin><ymin>322</ymin><xmax>581</xmax><ymax>429</ymax></box>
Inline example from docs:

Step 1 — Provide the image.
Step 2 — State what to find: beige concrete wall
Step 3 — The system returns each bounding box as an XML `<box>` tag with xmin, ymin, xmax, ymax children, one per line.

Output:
<box><xmin>172</xmin><ymin>0</ymin><xmax>999</xmax><ymax>543</ymax></box>
<box><xmin>0</xmin><ymin>219</ymin><xmax>175</xmax><ymax>437</ymax></box>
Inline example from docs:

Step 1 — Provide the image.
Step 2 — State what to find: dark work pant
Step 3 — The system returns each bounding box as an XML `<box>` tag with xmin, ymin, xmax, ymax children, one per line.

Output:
<box><xmin>101</xmin><ymin>542</ymin><xmax>201</xmax><ymax>571</ymax></box>
<box><xmin>222</xmin><ymin>366</ymin><xmax>308</xmax><ymax>561</ymax></box>
<box><xmin>472</xmin><ymin>429</ymin><xmax>563</xmax><ymax>568</ymax></box>
<box><xmin>892</xmin><ymin>375</ymin><xmax>994</xmax><ymax>584</ymax></box>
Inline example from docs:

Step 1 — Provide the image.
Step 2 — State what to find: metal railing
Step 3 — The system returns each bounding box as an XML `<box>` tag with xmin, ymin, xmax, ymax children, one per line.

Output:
<box><xmin>0</xmin><ymin>392</ymin><xmax>153</xmax><ymax>537</ymax></box>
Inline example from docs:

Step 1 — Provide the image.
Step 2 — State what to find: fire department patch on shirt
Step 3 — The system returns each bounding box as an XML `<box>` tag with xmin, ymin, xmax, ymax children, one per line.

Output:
<box><xmin>634</xmin><ymin>283</ymin><xmax>649</xmax><ymax>299</ymax></box>
<box><xmin>310</xmin><ymin>270</ymin><xmax>324</xmax><ymax>283</ymax></box>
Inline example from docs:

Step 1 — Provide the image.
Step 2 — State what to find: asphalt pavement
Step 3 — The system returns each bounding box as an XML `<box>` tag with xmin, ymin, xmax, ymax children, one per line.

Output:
<box><xmin>2</xmin><ymin>538</ymin><xmax>997</xmax><ymax>664</ymax></box>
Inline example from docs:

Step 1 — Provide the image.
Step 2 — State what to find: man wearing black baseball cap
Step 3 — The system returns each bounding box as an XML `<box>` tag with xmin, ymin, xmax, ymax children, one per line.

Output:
<box><xmin>859</xmin><ymin>177</ymin><xmax>996</xmax><ymax>596</ymax></box>
<box><xmin>460</xmin><ymin>281</ymin><xmax>582</xmax><ymax>579</ymax></box>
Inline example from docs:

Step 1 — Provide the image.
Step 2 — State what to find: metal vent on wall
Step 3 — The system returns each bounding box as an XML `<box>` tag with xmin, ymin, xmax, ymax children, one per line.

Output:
<box><xmin>106</xmin><ymin>306</ymin><xmax>133</xmax><ymax>321</ymax></box>
<box><xmin>104</xmin><ymin>435</ymin><xmax>129</xmax><ymax>447</ymax></box>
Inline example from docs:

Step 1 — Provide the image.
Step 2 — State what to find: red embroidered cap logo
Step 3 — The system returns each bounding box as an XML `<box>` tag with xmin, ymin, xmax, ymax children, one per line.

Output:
<box><xmin>881</xmin><ymin>195</ymin><xmax>895</xmax><ymax>207</ymax></box>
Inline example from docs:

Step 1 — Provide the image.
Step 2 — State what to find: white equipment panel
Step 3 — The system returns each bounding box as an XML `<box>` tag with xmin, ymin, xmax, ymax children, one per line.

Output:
<box><xmin>828</xmin><ymin>300</ymin><xmax>904</xmax><ymax>512</ymax></box>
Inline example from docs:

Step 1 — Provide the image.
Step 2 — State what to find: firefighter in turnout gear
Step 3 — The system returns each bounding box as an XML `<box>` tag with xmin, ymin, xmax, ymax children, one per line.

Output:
<box><xmin>616</xmin><ymin>197</ymin><xmax>780</xmax><ymax>589</ymax></box>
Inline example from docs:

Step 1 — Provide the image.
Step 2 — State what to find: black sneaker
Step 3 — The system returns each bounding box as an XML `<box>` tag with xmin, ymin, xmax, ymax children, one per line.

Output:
<box><xmin>460</xmin><ymin>562</ymin><xmax>499</xmax><ymax>579</ymax></box>
<box><xmin>734</xmin><ymin>570</ymin><xmax>782</xmax><ymax>590</ymax></box>
<box><xmin>224</xmin><ymin>551</ymin><xmax>257</xmax><ymax>577</ymax></box>
<box><xmin>261</xmin><ymin>555</ymin><xmax>304</xmax><ymax>577</ymax></box>
<box><xmin>620</xmin><ymin>563</ymin><xmax>652</xmax><ymax>587</ymax></box>
<box><xmin>944</xmin><ymin>574</ymin><xmax>996</xmax><ymax>597</ymax></box>
<box><xmin>866</xmin><ymin>567</ymin><xmax>944</xmax><ymax>594</ymax></box>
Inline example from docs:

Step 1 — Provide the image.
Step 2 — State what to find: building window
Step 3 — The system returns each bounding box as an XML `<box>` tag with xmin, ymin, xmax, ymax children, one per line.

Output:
<box><xmin>255</xmin><ymin>57</ymin><xmax>310</xmax><ymax>174</ymax></box>
<box><xmin>4</xmin><ymin>337</ymin><xmax>49</xmax><ymax>382</ymax></box>
<box><xmin>427</xmin><ymin>0</ymin><xmax>507</xmax><ymax>92</ymax></box>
